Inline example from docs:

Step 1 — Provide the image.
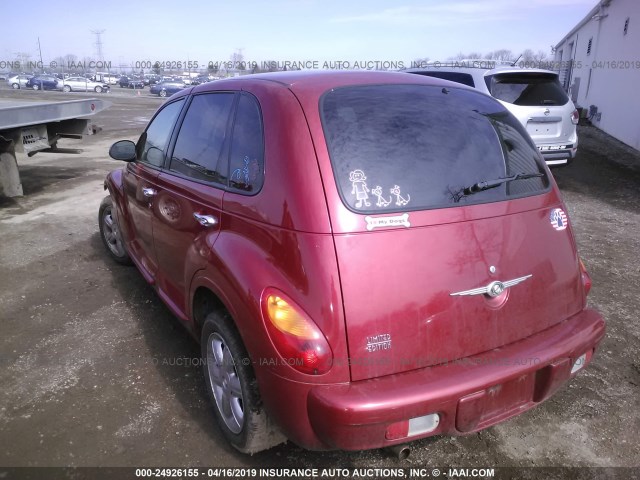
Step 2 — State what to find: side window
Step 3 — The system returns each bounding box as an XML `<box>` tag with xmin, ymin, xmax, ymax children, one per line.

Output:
<box><xmin>137</xmin><ymin>99</ymin><xmax>184</xmax><ymax>167</ymax></box>
<box><xmin>169</xmin><ymin>93</ymin><xmax>235</xmax><ymax>184</ymax></box>
<box><xmin>228</xmin><ymin>94</ymin><xmax>264</xmax><ymax>193</ymax></box>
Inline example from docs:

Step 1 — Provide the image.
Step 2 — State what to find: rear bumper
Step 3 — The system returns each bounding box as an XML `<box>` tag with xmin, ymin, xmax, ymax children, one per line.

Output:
<box><xmin>306</xmin><ymin>308</ymin><xmax>604</xmax><ymax>450</ymax></box>
<box><xmin>539</xmin><ymin>141</ymin><xmax>578</xmax><ymax>165</ymax></box>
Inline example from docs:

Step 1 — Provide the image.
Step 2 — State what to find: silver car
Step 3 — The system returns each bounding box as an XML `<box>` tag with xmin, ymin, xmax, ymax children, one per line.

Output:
<box><xmin>405</xmin><ymin>62</ymin><xmax>579</xmax><ymax>165</ymax></box>
<box><xmin>61</xmin><ymin>76</ymin><xmax>110</xmax><ymax>93</ymax></box>
<box><xmin>7</xmin><ymin>74</ymin><xmax>32</xmax><ymax>89</ymax></box>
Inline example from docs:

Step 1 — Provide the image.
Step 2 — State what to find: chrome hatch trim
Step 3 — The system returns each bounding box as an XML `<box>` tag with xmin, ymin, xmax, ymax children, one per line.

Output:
<box><xmin>450</xmin><ymin>274</ymin><xmax>533</xmax><ymax>297</ymax></box>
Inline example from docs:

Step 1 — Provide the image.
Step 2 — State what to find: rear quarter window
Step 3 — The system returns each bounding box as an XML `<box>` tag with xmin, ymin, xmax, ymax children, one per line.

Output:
<box><xmin>320</xmin><ymin>84</ymin><xmax>549</xmax><ymax>214</ymax></box>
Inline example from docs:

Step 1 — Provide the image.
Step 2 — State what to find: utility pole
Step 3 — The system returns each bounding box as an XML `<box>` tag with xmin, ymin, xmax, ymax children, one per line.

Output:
<box><xmin>37</xmin><ymin>37</ymin><xmax>44</xmax><ymax>72</ymax></box>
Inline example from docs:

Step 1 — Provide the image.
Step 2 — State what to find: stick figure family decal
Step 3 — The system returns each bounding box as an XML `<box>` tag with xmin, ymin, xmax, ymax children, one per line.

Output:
<box><xmin>349</xmin><ymin>169</ymin><xmax>411</xmax><ymax>209</ymax></box>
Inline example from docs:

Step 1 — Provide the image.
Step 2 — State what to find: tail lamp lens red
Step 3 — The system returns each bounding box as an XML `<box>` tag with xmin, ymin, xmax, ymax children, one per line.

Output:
<box><xmin>579</xmin><ymin>258</ymin><xmax>592</xmax><ymax>296</ymax></box>
<box><xmin>262</xmin><ymin>291</ymin><xmax>333</xmax><ymax>375</ymax></box>
<box><xmin>571</xmin><ymin>109</ymin><xmax>579</xmax><ymax>125</ymax></box>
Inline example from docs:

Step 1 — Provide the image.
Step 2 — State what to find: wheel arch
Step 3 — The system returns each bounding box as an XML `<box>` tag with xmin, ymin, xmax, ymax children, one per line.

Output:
<box><xmin>104</xmin><ymin>168</ymin><xmax>125</xmax><ymax>194</ymax></box>
<box><xmin>188</xmin><ymin>268</ymin><xmax>263</xmax><ymax>358</ymax></box>
<box><xmin>102</xmin><ymin>169</ymin><xmax>134</xmax><ymax>251</ymax></box>
<box><xmin>191</xmin><ymin>282</ymin><xmax>231</xmax><ymax>341</ymax></box>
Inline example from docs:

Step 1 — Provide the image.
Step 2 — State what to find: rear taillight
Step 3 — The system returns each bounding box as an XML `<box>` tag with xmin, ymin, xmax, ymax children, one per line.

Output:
<box><xmin>261</xmin><ymin>290</ymin><xmax>333</xmax><ymax>375</ymax></box>
<box><xmin>579</xmin><ymin>258</ymin><xmax>592</xmax><ymax>296</ymax></box>
<box><xmin>571</xmin><ymin>109</ymin><xmax>580</xmax><ymax>125</ymax></box>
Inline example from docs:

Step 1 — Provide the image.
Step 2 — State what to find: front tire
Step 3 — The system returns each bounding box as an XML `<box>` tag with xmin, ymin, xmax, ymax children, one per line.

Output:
<box><xmin>159</xmin><ymin>89</ymin><xmax>167</xmax><ymax>97</ymax></box>
<box><xmin>63</xmin><ymin>85</ymin><xmax>71</xmax><ymax>92</ymax></box>
<box><xmin>32</xmin><ymin>84</ymin><xmax>40</xmax><ymax>90</ymax></box>
<box><xmin>95</xmin><ymin>86</ymin><xmax>103</xmax><ymax>93</ymax></box>
<box><xmin>12</xmin><ymin>83</ymin><xmax>19</xmax><ymax>89</ymax></box>
<box><xmin>201</xmin><ymin>312</ymin><xmax>285</xmax><ymax>453</ymax></box>
<box><xmin>99</xmin><ymin>196</ymin><xmax>132</xmax><ymax>265</ymax></box>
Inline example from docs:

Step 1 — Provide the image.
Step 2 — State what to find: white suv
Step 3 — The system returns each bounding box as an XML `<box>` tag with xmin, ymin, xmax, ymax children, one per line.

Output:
<box><xmin>405</xmin><ymin>62</ymin><xmax>579</xmax><ymax>166</ymax></box>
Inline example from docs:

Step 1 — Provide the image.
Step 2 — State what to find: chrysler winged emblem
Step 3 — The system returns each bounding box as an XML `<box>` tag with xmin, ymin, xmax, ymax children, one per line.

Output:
<box><xmin>450</xmin><ymin>274</ymin><xmax>532</xmax><ymax>298</ymax></box>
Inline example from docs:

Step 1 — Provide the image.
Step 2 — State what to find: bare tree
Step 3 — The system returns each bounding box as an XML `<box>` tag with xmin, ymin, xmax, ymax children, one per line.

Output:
<box><xmin>519</xmin><ymin>49</ymin><xmax>549</xmax><ymax>66</ymax></box>
<box><xmin>230</xmin><ymin>49</ymin><xmax>245</xmax><ymax>71</ymax></box>
<box><xmin>52</xmin><ymin>56</ymin><xmax>66</xmax><ymax>74</ymax></box>
<box><xmin>14</xmin><ymin>52</ymin><xmax>32</xmax><ymax>71</ymax></box>
<box><xmin>82</xmin><ymin>57</ymin><xmax>96</xmax><ymax>73</ymax></box>
<box><xmin>264</xmin><ymin>60</ymin><xmax>281</xmax><ymax>72</ymax></box>
<box><xmin>486</xmin><ymin>49</ymin><xmax>513</xmax><ymax>62</ymax></box>
<box><xmin>63</xmin><ymin>54</ymin><xmax>78</xmax><ymax>72</ymax></box>
<box><xmin>532</xmin><ymin>50</ymin><xmax>549</xmax><ymax>62</ymax></box>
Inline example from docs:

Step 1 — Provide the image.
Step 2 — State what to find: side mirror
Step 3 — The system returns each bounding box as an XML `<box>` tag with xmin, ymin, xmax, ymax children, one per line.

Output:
<box><xmin>109</xmin><ymin>140</ymin><xmax>137</xmax><ymax>162</ymax></box>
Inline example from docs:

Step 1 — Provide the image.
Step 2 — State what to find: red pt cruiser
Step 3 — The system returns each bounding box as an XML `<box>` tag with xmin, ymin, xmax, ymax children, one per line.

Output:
<box><xmin>100</xmin><ymin>71</ymin><xmax>605</xmax><ymax>454</ymax></box>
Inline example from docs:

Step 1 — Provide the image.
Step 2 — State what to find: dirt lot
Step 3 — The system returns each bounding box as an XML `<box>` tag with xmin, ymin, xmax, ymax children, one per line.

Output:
<box><xmin>0</xmin><ymin>87</ymin><xmax>639</xmax><ymax>474</ymax></box>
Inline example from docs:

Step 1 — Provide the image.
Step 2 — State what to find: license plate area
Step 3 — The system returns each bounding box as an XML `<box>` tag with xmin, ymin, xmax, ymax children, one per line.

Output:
<box><xmin>456</xmin><ymin>373</ymin><xmax>535</xmax><ymax>433</ymax></box>
<box><xmin>526</xmin><ymin>120</ymin><xmax>561</xmax><ymax>137</ymax></box>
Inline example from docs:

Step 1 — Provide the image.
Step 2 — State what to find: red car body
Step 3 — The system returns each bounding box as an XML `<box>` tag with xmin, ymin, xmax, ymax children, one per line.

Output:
<box><xmin>101</xmin><ymin>71</ymin><xmax>605</xmax><ymax>452</ymax></box>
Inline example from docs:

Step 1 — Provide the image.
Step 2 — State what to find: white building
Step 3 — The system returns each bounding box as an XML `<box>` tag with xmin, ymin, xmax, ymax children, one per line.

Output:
<box><xmin>554</xmin><ymin>0</ymin><xmax>640</xmax><ymax>150</ymax></box>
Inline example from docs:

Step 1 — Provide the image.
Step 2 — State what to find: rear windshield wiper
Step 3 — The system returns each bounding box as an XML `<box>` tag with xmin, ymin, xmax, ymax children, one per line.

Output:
<box><xmin>460</xmin><ymin>172</ymin><xmax>544</xmax><ymax>197</ymax></box>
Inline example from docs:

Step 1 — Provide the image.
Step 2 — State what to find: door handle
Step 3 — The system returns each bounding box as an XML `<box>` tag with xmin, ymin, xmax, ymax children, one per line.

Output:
<box><xmin>193</xmin><ymin>213</ymin><xmax>218</xmax><ymax>227</ymax></box>
<box><xmin>142</xmin><ymin>187</ymin><xmax>157</xmax><ymax>197</ymax></box>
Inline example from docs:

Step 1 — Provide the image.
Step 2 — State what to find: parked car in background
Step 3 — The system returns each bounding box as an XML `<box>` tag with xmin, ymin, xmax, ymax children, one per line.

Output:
<box><xmin>62</xmin><ymin>76</ymin><xmax>110</xmax><ymax>93</ymax></box>
<box><xmin>143</xmin><ymin>74</ymin><xmax>161</xmax><ymax>86</ymax></box>
<box><xmin>149</xmin><ymin>80</ymin><xmax>186</xmax><ymax>97</ymax></box>
<box><xmin>189</xmin><ymin>75</ymin><xmax>213</xmax><ymax>86</ymax></box>
<box><xmin>100</xmin><ymin>71</ymin><xmax>604</xmax><ymax>454</ymax></box>
<box><xmin>405</xmin><ymin>63</ymin><xmax>580</xmax><ymax>166</ymax></box>
<box><xmin>25</xmin><ymin>75</ymin><xmax>61</xmax><ymax>91</ymax></box>
<box><xmin>118</xmin><ymin>76</ymin><xmax>145</xmax><ymax>89</ymax></box>
<box><xmin>7</xmin><ymin>74</ymin><xmax>32</xmax><ymax>89</ymax></box>
<box><xmin>93</xmin><ymin>72</ymin><xmax>119</xmax><ymax>85</ymax></box>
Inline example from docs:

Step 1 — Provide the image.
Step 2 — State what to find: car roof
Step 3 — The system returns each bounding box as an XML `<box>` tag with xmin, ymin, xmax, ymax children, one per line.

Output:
<box><xmin>189</xmin><ymin>70</ymin><xmax>473</xmax><ymax>98</ymax></box>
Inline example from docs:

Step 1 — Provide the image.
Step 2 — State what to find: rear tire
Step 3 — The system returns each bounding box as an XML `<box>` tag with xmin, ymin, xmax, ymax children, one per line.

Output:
<box><xmin>12</xmin><ymin>83</ymin><xmax>19</xmax><ymax>89</ymax></box>
<box><xmin>63</xmin><ymin>85</ymin><xmax>71</xmax><ymax>92</ymax></box>
<box><xmin>159</xmin><ymin>90</ymin><xmax>167</xmax><ymax>97</ymax></box>
<box><xmin>32</xmin><ymin>84</ymin><xmax>39</xmax><ymax>90</ymax></box>
<box><xmin>201</xmin><ymin>312</ymin><xmax>285</xmax><ymax>453</ymax></box>
<box><xmin>95</xmin><ymin>86</ymin><xmax>103</xmax><ymax>93</ymax></box>
<box><xmin>99</xmin><ymin>196</ymin><xmax>132</xmax><ymax>265</ymax></box>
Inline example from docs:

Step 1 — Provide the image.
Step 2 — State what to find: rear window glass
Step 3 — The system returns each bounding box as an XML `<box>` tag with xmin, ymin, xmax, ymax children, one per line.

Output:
<box><xmin>320</xmin><ymin>84</ymin><xmax>549</xmax><ymax>214</ymax></box>
<box><xmin>485</xmin><ymin>73</ymin><xmax>569</xmax><ymax>106</ymax></box>
<box><xmin>410</xmin><ymin>71</ymin><xmax>475</xmax><ymax>87</ymax></box>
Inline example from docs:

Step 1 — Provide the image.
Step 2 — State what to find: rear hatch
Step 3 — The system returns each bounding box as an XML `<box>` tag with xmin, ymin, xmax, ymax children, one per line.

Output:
<box><xmin>484</xmin><ymin>71</ymin><xmax>575</xmax><ymax>147</ymax></box>
<box><xmin>319</xmin><ymin>83</ymin><xmax>585</xmax><ymax>381</ymax></box>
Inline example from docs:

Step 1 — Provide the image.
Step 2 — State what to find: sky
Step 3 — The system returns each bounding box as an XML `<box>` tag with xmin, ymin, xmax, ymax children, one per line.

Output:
<box><xmin>0</xmin><ymin>0</ymin><xmax>598</xmax><ymax>71</ymax></box>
